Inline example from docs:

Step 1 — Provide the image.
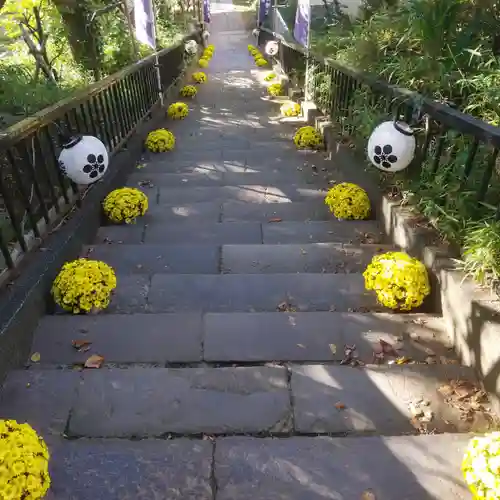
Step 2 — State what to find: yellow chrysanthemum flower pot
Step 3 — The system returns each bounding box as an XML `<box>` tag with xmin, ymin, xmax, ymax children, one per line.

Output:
<box><xmin>103</xmin><ymin>187</ymin><xmax>149</xmax><ymax>224</ymax></box>
<box><xmin>324</xmin><ymin>183</ymin><xmax>371</xmax><ymax>220</ymax></box>
<box><xmin>267</xmin><ymin>83</ymin><xmax>283</xmax><ymax>97</ymax></box>
<box><xmin>167</xmin><ymin>101</ymin><xmax>189</xmax><ymax>120</ymax></box>
<box><xmin>293</xmin><ymin>126</ymin><xmax>323</xmax><ymax>150</ymax></box>
<box><xmin>0</xmin><ymin>420</ymin><xmax>50</xmax><ymax>500</ymax></box>
<box><xmin>179</xmin><ymin>85</ymin><xmax>197</xmax><ymax>98</ymax></box>
<box><xmin>280</xmin><ymin>102</ymin><xmax>301</xmax><ymax>117</ymax></box>
<box><xmin>363</xmin><ymin>252</ymin><xmax>430</xmax><ymax>311</ymax></box>
<box><xmin>198</xmin><ymin>57</ymin><xmax>209</xmax><ymax>68</ymax></box>
<box><xmin>255</xmin><ymin>57</ymin><xmax>268</xmax><ymax>67</ymax></box>
<box><xmin>192</xmin><ymin>71</ymin><xmax>207</xmax><ymax>84</ymax></box>
<box><xmin>264</xmin><ymin>73</ymin><xmax>276</xmax><ymax>82</ymax></box>
<box><xmin>52</xmin><ymin>258</ymin><xmax>117</xmax><ymax>314</ymax></box>
<box><xmin>145</xmin><ymin>129</ymin><xmax>175</xmax><ymax>152</ymax></box>
<box><xmin>463</xmin><ymin>433</ymin><xmax>500</xmax><ymax>499</ymax></box>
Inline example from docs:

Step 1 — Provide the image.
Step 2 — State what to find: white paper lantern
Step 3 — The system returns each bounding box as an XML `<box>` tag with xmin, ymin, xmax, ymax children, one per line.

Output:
<box><xmin>184</xmin><ymin>40</ymin><xmax>198</xmax><ymax>55</ymax></box>
<box><xmin>202</xmin><ymin>30</ymin><xmax>210</xmax><ymax>43</ymax></box>
<box><xmin>252</xmin><ymin>28</ymin><xmax>260</xmax><ymax>37</ymax></box>
<box><xmin>58</xmin><ymin>135</ymin><xmax>109</xmax><ymax>185</ymax></box>
<box><xmin>265</xmin><ymin>41</ymin><xmax>279</xmax><ymax>56</ymax></box>
<box><xmin>367</xmin><ymin>121</ymin><xmax>416</xmax><ymax>172</ymax></box>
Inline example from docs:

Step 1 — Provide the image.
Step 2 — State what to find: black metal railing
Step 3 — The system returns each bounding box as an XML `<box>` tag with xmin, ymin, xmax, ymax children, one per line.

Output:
<box><xmin>0</xmin><ymin>32</ymin><xmax>198</xmax><ymax>284</ymax></box>
<box><xmin>258</xmin><ymin>27</ymin><xmax>500</xmax><ymax>230</ymax></box>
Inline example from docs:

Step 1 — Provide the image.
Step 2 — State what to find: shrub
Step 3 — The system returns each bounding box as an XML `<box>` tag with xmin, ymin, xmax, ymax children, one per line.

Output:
<box><xmin>52</xmin><ymin>259</ymin><xmax>117</xmax><ymax>314</ymax></box>
<box><xmin>293</xmin><ymin>126</ymin><xmax>323</xmax><ymax>150</ymax></box>
<box><xmin>167</xmin><ymin>101</ymin><xmax>189</xmax><ymax>120</ymax></box>
<box><xmin>103</xmin><ymin>187</ymin><xmax>149</xmax><ymax>224</ymax></box>
<box><xmin>145</xmin><ymin>128</ymin><xmax>175</xmax><ymax>152</ymax></box>
<box><xmin>0</xmin><ymin>420</ymin><xmax>50</xmax><ymax>500</ymax></box>
<box><xmin>324</xmin><ymin>183</ymin><xmax>371</xmax><ymax>220</ymax></box>
<box><xmin>363</xmin><ymin>252</ymin><xmax>430</xmax><ymax>311</ymax></box>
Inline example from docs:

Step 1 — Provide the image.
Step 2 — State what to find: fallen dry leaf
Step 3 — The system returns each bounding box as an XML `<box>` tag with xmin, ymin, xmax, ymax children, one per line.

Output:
<box><xmin>268</xmin><ymin>217</ymin><xmax>282</xmax><ymax>223</ymax></box>
<box><xmin>84</xmin><ymin>354</ymin><xmax>104</xmax><ymax>369</ymax></box>
<box><xmin>72</xmin><ymin>340</ymin><xmax>93</xmax><ymax>352</ymax></box>
<box><xmin>396</xmin><ymin>356</ymin><xmax>412</xmax><ymax>365</ymax></box>
<box><xmin>335</xmin><ymin>402</ymin><xmax>346</xmax><ymax>410</ymax></box>
<box><xmin>30</xmin><ymin>352</ymin><xmax>41</xmax><ymax>363</ymax></box>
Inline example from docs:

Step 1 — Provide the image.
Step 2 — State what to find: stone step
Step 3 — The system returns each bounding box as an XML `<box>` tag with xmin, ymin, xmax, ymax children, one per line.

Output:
<box><xmin>126</xmin><ymin>170</ymin><xmax>327</xmax><ymax>188</ymax></box>
<box><xmin>7</xmin><ymin>434</ymin><xmax>470</xmax><ymax>498</ymax></box>
<box><xmin>203</xmin><ymin>312</ymin><xmax>454</xmax><ymax>363</ymax></box>
<box><xmin>29</xmin><ymin>311</ymin><xmax>451</xmax><ymax>366</ymax></box>
<box><xmin>95</xmin><ymin>220</ymin><xmax>383</xmax><ymax>245</ymax></box>
<box><xmin>142</xmin><ymin>273</ymin><xmax>380</xmax><ymax>314</ymax></box>
<box><xmin>156</xmin><ymin>185</ymin><xmax>326</xmax><ymax>205</ymax></box>
<box><xmin>215</xmin><ymin>434</ymin><xmax>470</xmax><ymax>499</ymax></box>
<box><xmin>32</xmin><ymin>313</ymin><xmax>203</xmax><ymax>365</ymax></box>
<box><xmin>0</xmin><ymin>364</ymin><xmax>490</xmax><ymax>439</ymax></box>
<box><xmin>52</xmin><ymin>273</ymin><xmax>380</xmax><ymax>314</ymax></box>
<box><xmin>82</xmin><ymin>244</ymin><xmax>220</xmax><ymax>274</ymax></box>
<box><xmin>221</xmin><ymin>243</ymin><xmax>392</xmax><ymax>274</ymax></box>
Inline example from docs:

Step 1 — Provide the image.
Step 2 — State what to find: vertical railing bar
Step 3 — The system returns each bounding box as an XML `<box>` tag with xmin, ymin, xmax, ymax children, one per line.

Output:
<box><xmin>43</xmin><ymin>126</ymin><xmax>71</xmax><ymax>205</ymax></box>
<box><xmin>33</xmin><ymin>132</ymin><xmax>59</xmax><ymax>214</ymax></box>
<box><xmin>477</xmin><ymin>148</ymin><xmax>498</xmax><ymax>202</ymax></box>
<box><xmin>460</xmin><ymin>139</ymin><xmax>480</xmax><ymax>189</ymax></box>
<box><xmin>0</xmin><ymin>226</ymin><xmax>14</xmax><ymax>269</ymax></box>
<box><xmin>6</xmin><ymin>149</ymin><xmax>41</xmax><ymax>237</ymax></box>
<box><xmin>431</xmin><ymin>128</ymin><xmax>447</xmax><ymax>174</ymax></box>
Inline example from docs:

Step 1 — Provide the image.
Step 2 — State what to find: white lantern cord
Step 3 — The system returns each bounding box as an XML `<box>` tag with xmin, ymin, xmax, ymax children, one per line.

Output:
<box><xmin>58</xmin><ymin>135</ymin><xmax>109</xmax><ymax>185</ymax></box>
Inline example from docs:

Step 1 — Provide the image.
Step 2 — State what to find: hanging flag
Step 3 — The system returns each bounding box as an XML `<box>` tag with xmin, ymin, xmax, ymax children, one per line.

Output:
<box><xmin>134</xmin><ymin>0</ymin><xmax>156</xmax><ymax>49</ymax></box>
<box><xmin>203</xmin><ymin>0</ymin><xmax>211</xmax><ymax>23</ymax></box>
<box><xmin>258</xmin><ymin>0</ymin><xmax>272</xmax><ymax>25</ymax></box>
<box><xmin>293</xmin><ymin>0</ymin><xmax>311</xmax><ymax>48</ymax></box>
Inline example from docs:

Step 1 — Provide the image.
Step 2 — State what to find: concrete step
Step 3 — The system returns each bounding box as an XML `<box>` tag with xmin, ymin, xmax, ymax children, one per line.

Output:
<box><xmin>0</xmin><ymin>364</ymin><xmax>491</xmax><ymax>439</ymax></box>
<box><xmin>95</xmin><ymin>220</ymin><xmax>383</xmax><ymax>245</ymax></box>
<box><xmin>82</xmin><ymin>244</ymin><xmax>220</xmax><ymax>274</ymax></box>
<box><xmin>156</xmin><ymin>185</ymin><xmax>326</xmax><ymax>205</ymax></box>
<box><xmin>126</xmin><ymin>170</ymin><xmax>328</xmax><ymax>188</ymax></box>
<box><xmin>203</xmin><ymin>312</ymin><xmax>454</xmax><ymax>363</ymax></box>
<box><xmin>222</xmin><ymin>200</ymin><xmax>332</xmax><ymax>221</ymax></box>
<box><xmin>0</xmin><ymin>433</ymin><xmax>469</xmax><ymax>498</ymax></box>
<box><xmin>51</xmin><ymin>273</ymin><xmax>381</xmax><ymax>314</ymax></box>
<box><xmin>29</xmin><ymin>311</ymin><xmax>450</xmax><ymax>366</ymax></box>
<box><xmin>221</xmin><ymin>243</ymin><xmax>392</xmax><ymax>274</ymax></box>
<box><xmin>215</xmin><ymin>434</ymin><xmax>470</xmax><ymax>499</ymax></box>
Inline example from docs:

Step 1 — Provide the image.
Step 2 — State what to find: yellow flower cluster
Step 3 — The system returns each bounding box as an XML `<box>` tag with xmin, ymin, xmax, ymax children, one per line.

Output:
<box><xmin>463</xmin><ymin>433</ymin><xmax>500</xmax><ymax>499</ymax></box>
<box><xmin>363</xmin><ymin>252</ymin><xmax>430</xmax><ymax>311</ymax></box>
<box><xmin>192</xmin><ymin>71</ymin><xmax>207</xmax><ymax>84</ymax></box>
<box><xmin>255</xmin><ymin>57</ymin><xmax>268</xmax><ymax>67</ymax></box>
<box><xmin>145</xmin><ymin>128</ymin><xmax>175</xmax><ymax>152</ymax></box>
<box><xmin>248</xmin><ymin>45</ymin><xmax>261</xmax><ymax>57</ymax></box>
<box><xmin>103</xmin><ymin>187</ymin><xmax>149</xmax><ymax>224</ymax></box>
<box><xmin>0</xmin><ymin>420</ymin><xmax>50</xmax><ymax>500</ymax></box>
<box><xmin>202</xmin><ymin>46</ymin><xmax>213</xmax><ymax>60</ymax></box>
<box><xmin>264</xmin><ymin>73</ymin><xmax>276</xmax><ymax>82</ymax></box>
<box><xmin>293</xmin><ymin>126</ymin><xmax>323</xmax><ymax>150</ymax></box>
<box><xmin>324</xmin><ymin>183</ymin><xmax>371</xmax><ymax>220</ymax></box>
<box><xmin>167</xmin><ymin>102</ymin><xmax>189</xmax><ymax>120</ymax></box>
<box><xmin>52</xmin><ymin>258</ymin><xmax>117</xmax><ymax>314</ymax></box>
<box><xmin>247</xmin><ymin>44</ymin><xmax>257</xmax><ymax>52</ymax></box>
<box><xmin>267</xmin><ymin>83</ymin><xmax>283</xmax><ymax>96</ymax></box>
<box><xmin>180</xmin><ymin>85</ymin><xmax>197</xmax><ymax>98</ymax></box>
<box><xmin>280</xmin><ymin>102</ymin><xmax>301</xmax><ymax>117</ymax></box>
<box><xmin>198</xmin><ymin>57</ymin><xmax>209</xmax><ymax>68</ymax></box>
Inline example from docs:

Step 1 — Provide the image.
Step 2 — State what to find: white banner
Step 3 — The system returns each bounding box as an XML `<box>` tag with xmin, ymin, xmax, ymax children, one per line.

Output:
<box><xmin>134</xmin><ymin>0</ymin><xmax>156</xmax><ymax>49</ymax></box>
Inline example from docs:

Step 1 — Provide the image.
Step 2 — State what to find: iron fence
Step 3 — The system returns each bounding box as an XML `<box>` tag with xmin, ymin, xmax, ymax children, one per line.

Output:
<box><xmin>0</xmin><ymin>32</ymin><xmax>198</xmax><ymax>284</ymax></box>
<box><xmin>258</xmin><ymin>27</ymin><xmax>500</xmax><ymax>226</ymax></box>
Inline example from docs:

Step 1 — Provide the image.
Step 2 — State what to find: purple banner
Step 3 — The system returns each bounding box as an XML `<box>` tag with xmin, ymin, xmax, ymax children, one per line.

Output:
<box><xmin>293</xmin><ymin>0</ymin><xmax>310</xmax><ymax>48</ymax></box>
<box><xmin>203</xmin><ymin>0</ymin><xmax>211</xmax><ymax>23</ymax></box>
<box><xmin>134</xmin><ymin>0</ymin><xmax>155</xmax><ymax>49</ymax></box>
<box><xmin>258</xmin><ymin>0</ymin><xmax>271</xmax><ymax>25</ymax></box>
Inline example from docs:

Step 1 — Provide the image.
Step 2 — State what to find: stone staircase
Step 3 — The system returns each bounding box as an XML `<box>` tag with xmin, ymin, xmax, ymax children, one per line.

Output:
<box><xmin>0</xmin><ymin>15</ymin><xmax>494</xmax><ymax>500</ymax></box>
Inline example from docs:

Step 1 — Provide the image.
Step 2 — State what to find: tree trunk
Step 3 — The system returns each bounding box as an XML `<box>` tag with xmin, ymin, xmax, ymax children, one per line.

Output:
<box><xmin>51</xmin><ymin>0</ymin><xmax>102</xmax><ymax>73</ymax></box>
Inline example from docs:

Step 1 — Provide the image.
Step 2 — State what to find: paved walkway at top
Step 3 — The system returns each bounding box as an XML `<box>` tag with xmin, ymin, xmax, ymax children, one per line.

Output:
<box><xmin>0</xmin><ymin>2</ymin><xmax>489</xmax><ymax>499</ymax></box>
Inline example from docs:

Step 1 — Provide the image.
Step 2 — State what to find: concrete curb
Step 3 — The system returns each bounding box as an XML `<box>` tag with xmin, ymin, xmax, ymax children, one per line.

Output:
<box><xmin>304</xmin><ymin>108</ymin><xmax>500</xmax><ymax>415</ymax></box>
